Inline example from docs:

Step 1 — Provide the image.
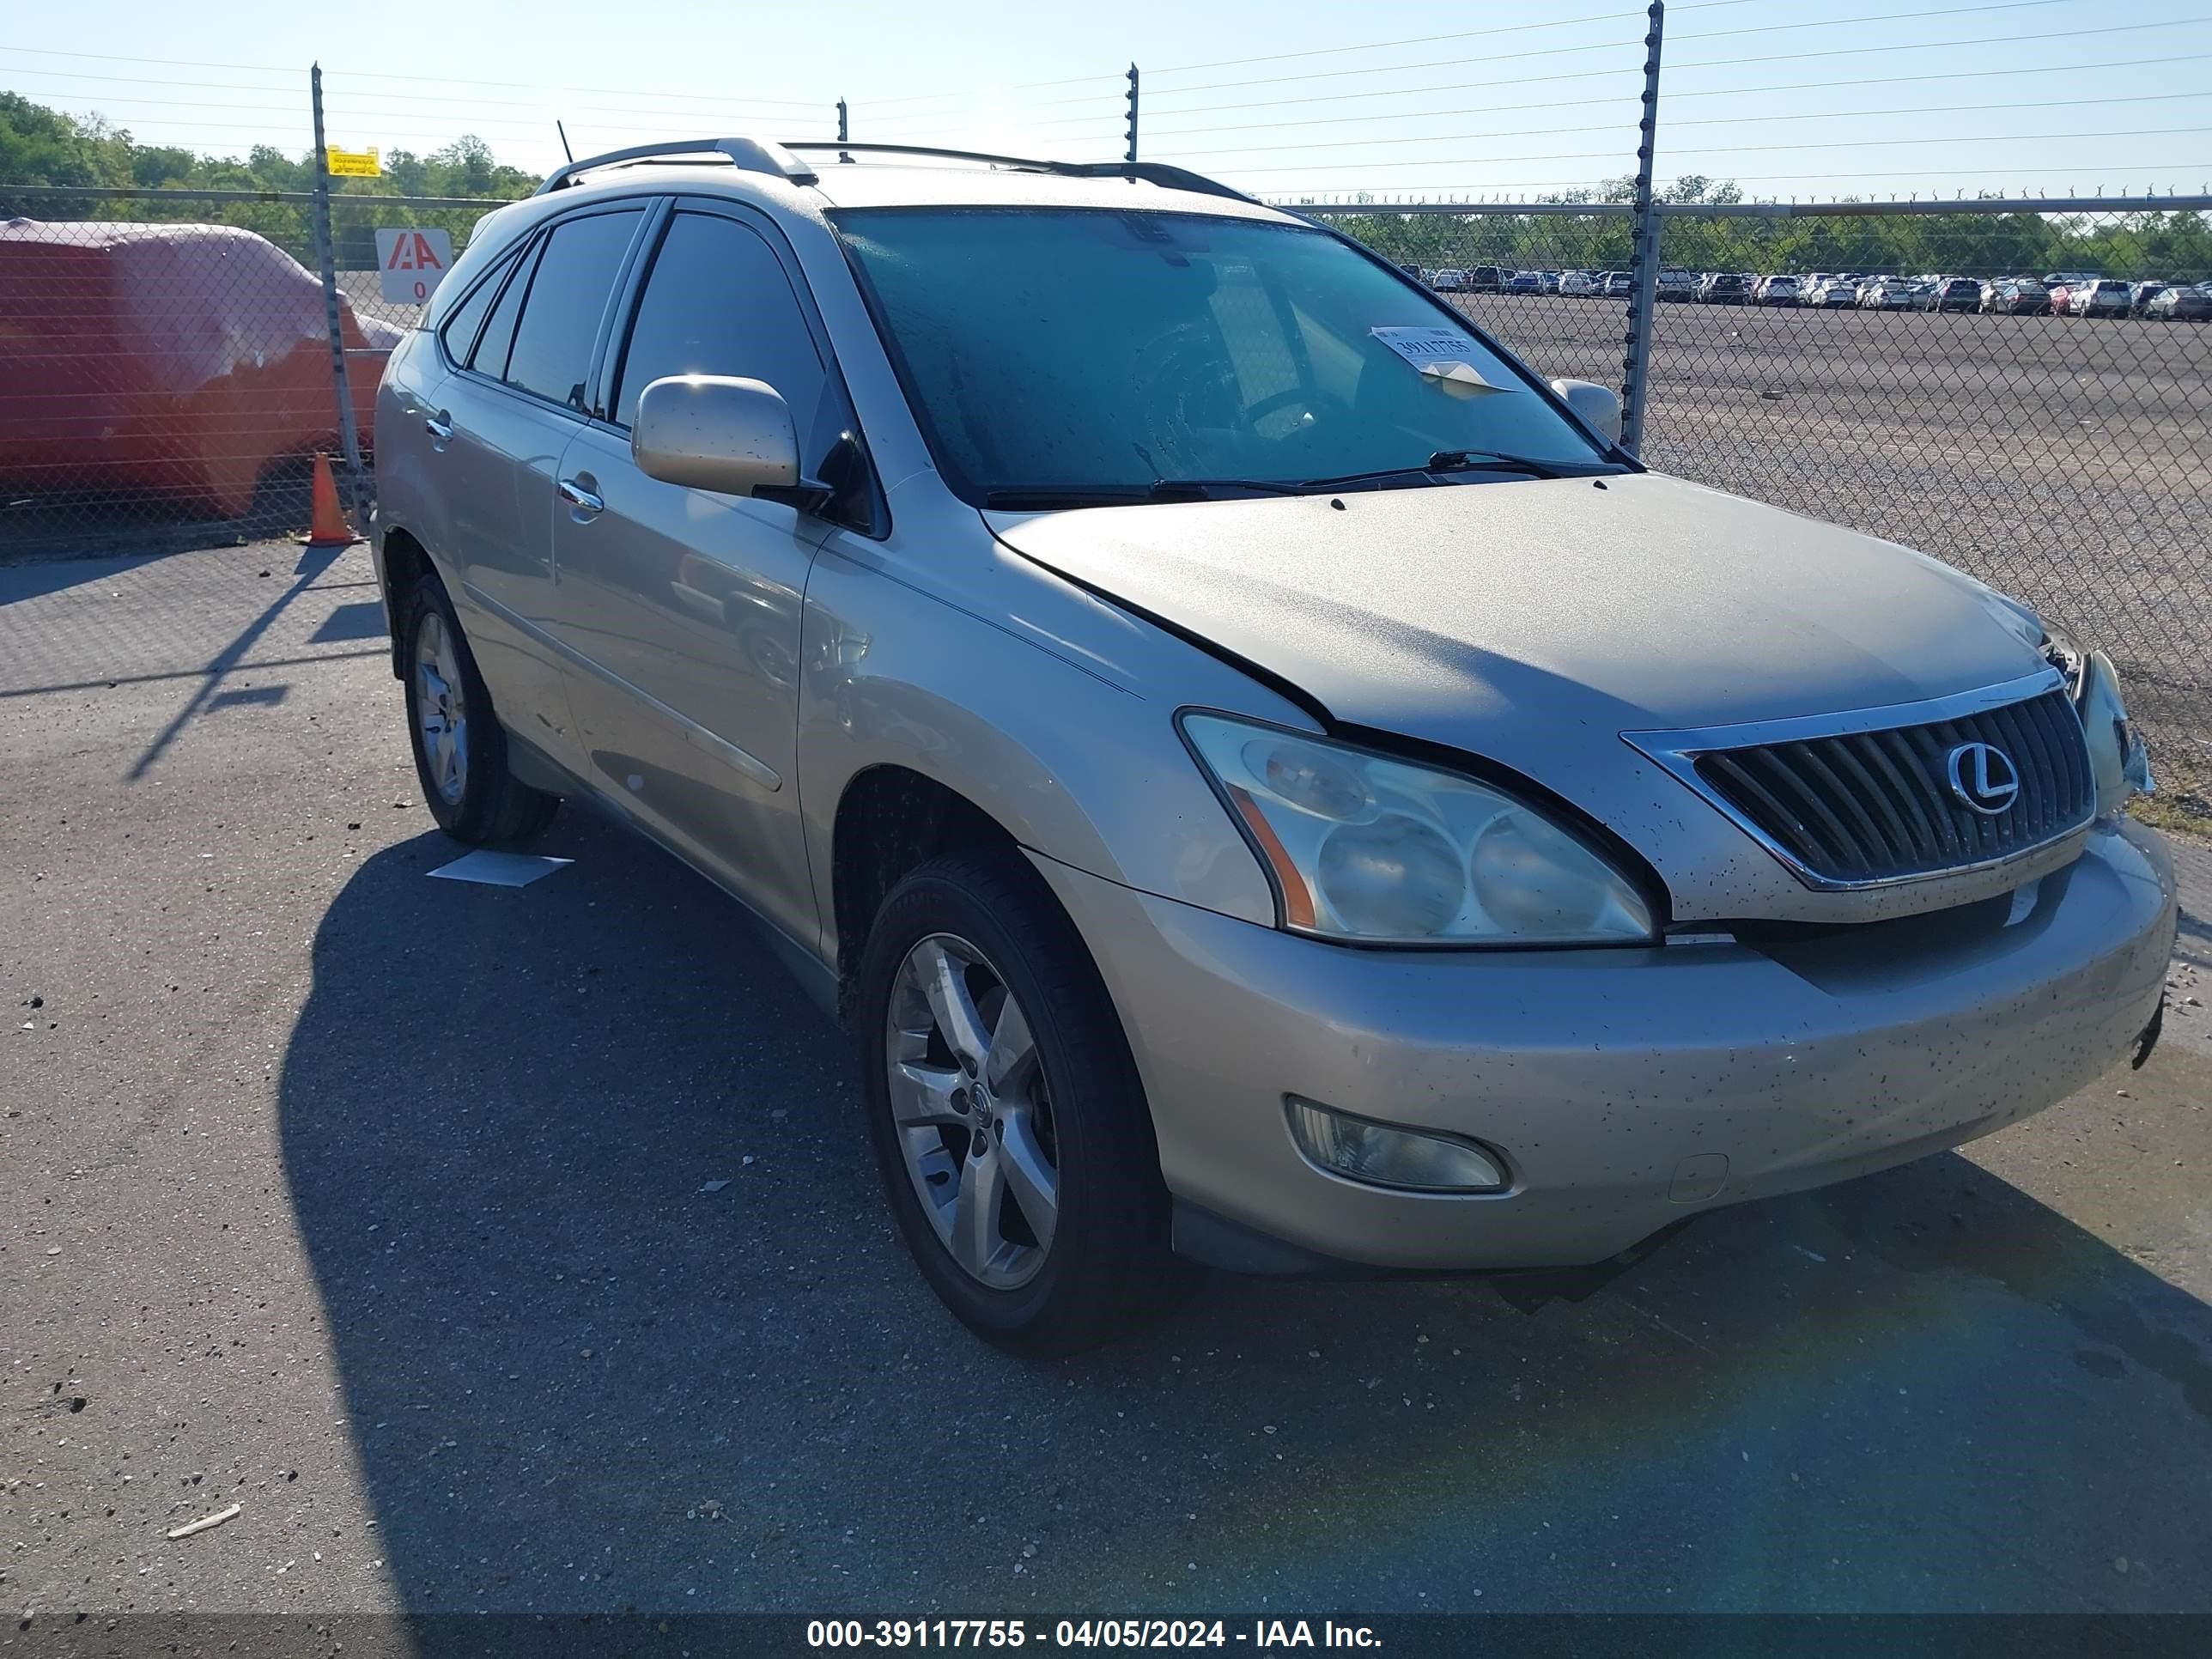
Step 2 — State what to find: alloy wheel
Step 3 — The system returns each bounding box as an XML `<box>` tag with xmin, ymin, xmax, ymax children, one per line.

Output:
<box><xmin>414</xmin><ymin>611</ymin><xmax>469</xmax><ymax>805</ymax></box>
<box><xmin>884</xmin><ymin>933</ymin><xmax>1060</xmax><ymax>1290</ymax></box>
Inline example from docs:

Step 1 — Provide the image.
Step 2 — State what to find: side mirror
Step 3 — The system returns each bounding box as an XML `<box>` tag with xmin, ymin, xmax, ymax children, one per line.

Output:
<box><xmin>632</xmin><ymin>374</ymin><xmax>800</xmax><ymax>496</ymax></box>
<box><xmin>1548</xmin><ymin>378</ymin><xmax>1623</xmax><ymax>446</ymax></box>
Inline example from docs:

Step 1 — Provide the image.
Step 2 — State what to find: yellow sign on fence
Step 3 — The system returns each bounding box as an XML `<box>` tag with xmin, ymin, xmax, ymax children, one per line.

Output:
<box><xmin>325</xmin><ymin>146</ymin><xmax>381</xmax><ymax>178</ymax></box>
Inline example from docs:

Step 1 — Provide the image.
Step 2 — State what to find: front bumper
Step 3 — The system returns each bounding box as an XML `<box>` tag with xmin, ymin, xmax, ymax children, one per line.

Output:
<box><xmin>1036</xmin><ymin>820</ymin><xmax>2174</xmax><ymax>1273</ymax></box>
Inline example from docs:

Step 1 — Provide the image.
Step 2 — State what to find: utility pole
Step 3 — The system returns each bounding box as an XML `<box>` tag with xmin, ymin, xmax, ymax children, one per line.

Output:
<box><xmin>837</xmin><ymin>97</ymin><xmax>851</xmax><ymax>164</ymax></box>
<box><xmin>1620</xmin><ymin>1</ymin><xmax>1665</xmax><ymax>457</ymax></box>
<box><xmin>307</xmin><ymin>64</ymin><xmax>368</xmax><ymax>534</ymax></box>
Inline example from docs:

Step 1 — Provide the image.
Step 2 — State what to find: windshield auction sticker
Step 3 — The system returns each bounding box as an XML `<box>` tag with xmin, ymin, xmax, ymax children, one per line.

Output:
<box><xmin>1369</xmin><ymin>325</ymin><xmax>1516</xmax><ymax>395</ymax></box>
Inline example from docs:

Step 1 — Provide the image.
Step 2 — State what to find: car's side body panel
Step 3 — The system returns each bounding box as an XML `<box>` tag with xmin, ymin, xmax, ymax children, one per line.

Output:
<box><xmin>550</xmin><ymin>417</ymin><xmax>833</xmax><ymax>945</ymax></box>
<box><xmin>797</xmin><ymin>474</ymin><xmax>1298</xmax><ymax>975</ymax></box>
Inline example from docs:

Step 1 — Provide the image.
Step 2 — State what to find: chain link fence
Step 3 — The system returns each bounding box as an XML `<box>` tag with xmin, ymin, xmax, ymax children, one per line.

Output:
<box><xmin>0</xmin><ymin>182</ymin><xmax>516</xmax><ymax>553</ymax></box>
<box><xmin>1313</xmin><ymin>200</ymin><xmax>2212</xmax><ymax>813</ymax></box>
<box><xmin>3</xmin><ymin>178</ymin><xmax>2207</xmax><ymax>809</ymax></box>
<box><xmin>324</xmin><ymin>189</ymin><xmax>519</xmax><ymax>337</ymax></box>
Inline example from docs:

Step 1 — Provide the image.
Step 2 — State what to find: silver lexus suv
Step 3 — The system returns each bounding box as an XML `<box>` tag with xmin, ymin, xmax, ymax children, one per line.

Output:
<box><xmin>372</xmin><ymin>139</ymin><xmax>2174</xmax><ymax>1354</ymax></box>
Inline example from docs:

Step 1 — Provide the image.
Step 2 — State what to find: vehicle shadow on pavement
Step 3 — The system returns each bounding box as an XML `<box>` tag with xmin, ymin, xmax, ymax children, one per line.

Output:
<box><xmin>277</xmin><ymin>815</ymin><xmax>2212</xmax><ymax>1615</ymax></box>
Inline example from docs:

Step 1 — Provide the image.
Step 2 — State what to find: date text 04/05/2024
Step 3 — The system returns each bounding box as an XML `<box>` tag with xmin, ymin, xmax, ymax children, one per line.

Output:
<box><xmin>805</xmin><ymin>1619</ymin><xmax>1382</xmax><ymax>1649</ymax></box>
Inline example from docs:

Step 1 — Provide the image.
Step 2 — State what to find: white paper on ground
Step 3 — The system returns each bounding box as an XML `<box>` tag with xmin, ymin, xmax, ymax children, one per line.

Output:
<box><xmin>1369</xmin><ymin>326</ymin><xmax>1516</xmax><ymax>396</ymax></box>
<box><xmin>427</xmin><ymin>849</ymin><xmax>574</xmax><ymax>888</ymax></box>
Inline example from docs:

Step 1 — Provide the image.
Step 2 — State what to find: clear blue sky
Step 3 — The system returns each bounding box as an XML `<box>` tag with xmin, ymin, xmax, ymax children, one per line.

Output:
<box><xmin>8</xmin><ymin>0</ymin><xmax>2210</xmax><ymax>201</ymax></box>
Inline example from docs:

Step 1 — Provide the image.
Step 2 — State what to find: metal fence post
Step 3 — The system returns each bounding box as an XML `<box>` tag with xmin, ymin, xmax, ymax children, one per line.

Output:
<box><xmin>1125</xmin><ymin>64</ymin><xmax>1140</xmax><ymax>171</ymax></box>
<box><xmin>1620</xmin><ymin>1</ymin><xmax>1665</xmax><ymax>457</ymax></box>
<box><xmin>307</xmin><ymin>63</ymin><xmax>369</xmax><ymax>534</ymax></box>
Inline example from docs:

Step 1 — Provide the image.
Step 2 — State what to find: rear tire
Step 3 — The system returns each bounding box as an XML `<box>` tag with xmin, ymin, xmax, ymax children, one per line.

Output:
<box><xmin>400</xmin><ymin>576</ymin><xmax>559</xmax><ymax>845</ymax></box>
<box><xmin>854</xmin><ymin>852</ymin><xmax>1185</xmax><ymax>1356</ymax></box>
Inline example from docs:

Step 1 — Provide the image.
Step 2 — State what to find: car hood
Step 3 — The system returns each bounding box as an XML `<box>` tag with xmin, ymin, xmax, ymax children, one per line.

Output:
<box><xmin>988</xmin><ymin>472</ymin><xmax>2049</xmax><ymax>871</ymax></box>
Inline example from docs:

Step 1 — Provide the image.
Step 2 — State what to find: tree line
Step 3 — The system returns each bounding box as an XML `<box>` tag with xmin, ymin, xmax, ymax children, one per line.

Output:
<box><xmin>1</xmin><ymin>93</ymin><xmax>541</xmax><ymax>263</ymax></box>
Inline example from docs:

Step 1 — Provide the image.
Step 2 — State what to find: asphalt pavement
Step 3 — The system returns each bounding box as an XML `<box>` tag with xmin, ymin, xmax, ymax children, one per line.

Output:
<box><xmin>4</xmin><ymin>540</ymin><xmax>2210</xmax><ymax>1621</ymax></box>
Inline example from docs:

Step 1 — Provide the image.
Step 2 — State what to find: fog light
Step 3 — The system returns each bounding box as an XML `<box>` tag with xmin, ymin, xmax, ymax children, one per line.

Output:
<box><xmin>1285</xmin><ymin>1097</ymin><xmax>1506</xmax><ymax>1193</ymax></box>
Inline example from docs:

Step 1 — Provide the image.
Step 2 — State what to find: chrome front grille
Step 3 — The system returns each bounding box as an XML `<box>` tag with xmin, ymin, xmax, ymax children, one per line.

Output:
<box><xmin>1625</xmin><ymin>672</ymin><xmax>2097</xmax><ymax>890</ymax></box>
<box><xmin>1692</xmin><ymin>689</ymin><xmax>2092</xmax><ymax>883</ymax></box>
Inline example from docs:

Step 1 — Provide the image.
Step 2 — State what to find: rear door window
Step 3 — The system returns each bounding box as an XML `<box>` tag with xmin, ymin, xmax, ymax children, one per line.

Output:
<box><xmin>502</xmin><ymin>209</ymin><xmax>645</xmax><ymax>411</ymax></box>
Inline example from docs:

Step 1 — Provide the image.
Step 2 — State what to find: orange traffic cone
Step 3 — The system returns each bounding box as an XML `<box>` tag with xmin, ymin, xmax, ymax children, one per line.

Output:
<box><xmin>301</xmin><ymin>453</ymin><xmax>356</xmax><ymax>548</ymax></box>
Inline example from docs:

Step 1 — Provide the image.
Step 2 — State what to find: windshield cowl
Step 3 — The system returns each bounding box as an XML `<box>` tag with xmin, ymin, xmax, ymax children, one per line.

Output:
<box><xmin>979</xmin><ymin>451</ymin><xmax>1624</xmax><ymax>511</ymax></box>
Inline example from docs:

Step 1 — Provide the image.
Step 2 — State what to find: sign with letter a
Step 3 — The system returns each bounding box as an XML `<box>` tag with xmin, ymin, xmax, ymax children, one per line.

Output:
<box><xmin>375</xmin><ymin>228</ymin><xmax>455</xmax><ymax>305</ymax></box>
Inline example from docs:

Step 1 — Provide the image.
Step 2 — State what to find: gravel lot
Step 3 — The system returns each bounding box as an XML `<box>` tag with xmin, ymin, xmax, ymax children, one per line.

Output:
<box><xmin>4</xmin><ymin>540</ymin><xmax>2212</xmax><ymax>1626</ymax></box>
<box><xmin>1452</xmin><ymin>295</ymin><xmax>2212</xmax><ymax>806</ymax></box>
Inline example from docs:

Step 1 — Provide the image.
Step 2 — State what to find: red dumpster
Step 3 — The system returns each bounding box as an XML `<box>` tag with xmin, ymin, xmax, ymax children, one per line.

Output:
<box><xmin>0</xmin><ymin>219</ymin><xmax>395</xmax><ymax>520</ymax></box>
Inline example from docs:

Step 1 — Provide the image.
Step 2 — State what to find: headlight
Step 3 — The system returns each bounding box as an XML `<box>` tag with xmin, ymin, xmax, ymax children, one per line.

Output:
<box><xmin>2073</xmin><ymin>647</ymin><xmax>2154</xmax><ymax>816</ymax></box>
<box><xmin>2045</xmin><ymin>630</ymin><xmax>2153</xmax><ymax>817</ymax></box>
<box><xmin>1181</xmin><ymin>714</ymin><xmax>1656</xmax><ymax>945</ymax></box>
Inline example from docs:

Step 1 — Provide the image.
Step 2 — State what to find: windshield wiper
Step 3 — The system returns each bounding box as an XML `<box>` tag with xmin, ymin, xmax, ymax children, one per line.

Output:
<box><xmin>1300</xmin><ymin>449</ymin><xmax>1585</xmax><ymax>489</ymax></box>
<box><xmin>981</xmin><ymin>459</ymin><xmax>1592</xmax><ymax>511</ymax></box>
<box><xmin>982</xmin><ymin>478</ymin><xmax>1308</xmax><ymax>511</ymax></box>
<box><xmin>1426</xmin><ymin>448</ymin><xmax>1575</xmax><ymax>478</ymax></box>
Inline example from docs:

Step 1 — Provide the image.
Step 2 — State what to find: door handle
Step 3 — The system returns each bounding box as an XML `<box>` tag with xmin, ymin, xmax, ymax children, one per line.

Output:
<box><xmin>423</xmin><ymin>411</ymin><xmax>453</xmax><ymax>442</ymax></box>
<box><xmin>557</xmin><ymin>477</ymin><xmax>605</xmax><ymax>515</ymax></box>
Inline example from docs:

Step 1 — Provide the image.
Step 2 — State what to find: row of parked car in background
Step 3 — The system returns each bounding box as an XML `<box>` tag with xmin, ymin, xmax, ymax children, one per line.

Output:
<box><xmin>1418</xmin><ymin>265</ymin><xmax>1633</xmax><ymax>297</ymax></box>
<box><xmin>1410</xmin><ymin>264</ymin><xmax>2212</xmax><ymax>319</ymax></box>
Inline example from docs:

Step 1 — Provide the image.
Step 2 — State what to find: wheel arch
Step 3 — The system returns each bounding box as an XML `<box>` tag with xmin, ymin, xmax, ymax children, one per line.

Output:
<box><xmin>828</xmin><ymin>764</ymin><xmax>1027</xmax><ymax>1021</ymax></box>
<box><xmin>376</xmin><ymin>526</ymin><xmax>434</xmax><ymax>680</ymax></box>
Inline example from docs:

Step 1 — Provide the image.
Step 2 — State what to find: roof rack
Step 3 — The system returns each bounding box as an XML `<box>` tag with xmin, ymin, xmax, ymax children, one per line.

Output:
<box><xmin>779</xmin><ymin>143</ymin><xmax>1262</xmax><ymax>208</ymax></box>
<box><xmin>535</xmin><ymin>137</ymin><xmax>1271</xmax><ymax>214</ymax></box>
<box><xmin>781</xmin><ymin>141</ymin><xmax>1057</xmax><ymax>173</ymax></box>
<box><xmin>534</xmin><ymin>137</ymin><xmax>817</xmax><ymax>196</ymax></box>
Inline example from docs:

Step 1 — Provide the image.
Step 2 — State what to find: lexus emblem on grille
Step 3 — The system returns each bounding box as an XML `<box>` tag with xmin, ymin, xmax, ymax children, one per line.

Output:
<box><xmin>1946</xmin><ymin>741</ymin><xmax>2021</xmax><ymax>816</ymax></box>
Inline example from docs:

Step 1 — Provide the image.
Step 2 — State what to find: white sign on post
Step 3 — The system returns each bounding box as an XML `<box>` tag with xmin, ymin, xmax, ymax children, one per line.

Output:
<box><xmin>374</xmin><ymin>228</ymin><xmax>454</xmax><ymax>305</ymax></box>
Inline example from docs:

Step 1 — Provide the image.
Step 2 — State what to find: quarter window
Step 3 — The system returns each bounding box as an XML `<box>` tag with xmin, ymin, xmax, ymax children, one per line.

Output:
<box><xmin>436</xmin><ymin>245</ymin><xmax>518</xmax><ymax>366</ymax></box>
<box><xmin>469</xmin><ymin>235</ymin><xmax>538</xmax><ymax>380</ymax></box>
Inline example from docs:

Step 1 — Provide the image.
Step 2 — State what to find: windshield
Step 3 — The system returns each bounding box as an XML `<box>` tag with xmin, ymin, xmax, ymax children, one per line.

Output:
<box><xmin>833</xmin><ymin>208</ymin><xmax>1614</xmax><ymax>502</ymax></box>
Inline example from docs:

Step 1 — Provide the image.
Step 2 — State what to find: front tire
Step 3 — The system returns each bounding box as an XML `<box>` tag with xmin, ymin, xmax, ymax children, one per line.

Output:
<box><xmin>400</xmin><ymin>577</ymin><xmax>559</xmax><ymax>845</ymax></box>
<box><xmin>855</xmin><ymin>853</ymin><xmax>1182</xmax><ymax>1356</ymax></box>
